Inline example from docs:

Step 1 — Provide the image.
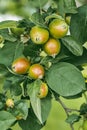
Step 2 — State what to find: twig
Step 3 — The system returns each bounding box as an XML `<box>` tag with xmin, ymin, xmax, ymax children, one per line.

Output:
<box><xmin>65</xmin><ymin>108</ymin><xmax>79</xmax><ymax>113</ymax></box>
<box><xmin>55</xmin><ymin>96</ymin><xmax>76</xmax><ymax>130</ymax></box>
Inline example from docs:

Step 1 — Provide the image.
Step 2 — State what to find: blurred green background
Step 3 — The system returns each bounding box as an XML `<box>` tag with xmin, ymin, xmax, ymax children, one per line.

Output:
<box><xmin>0</xmin><ymin>0</ymin><xmax>86</xmax><ymax>130</ymax></box>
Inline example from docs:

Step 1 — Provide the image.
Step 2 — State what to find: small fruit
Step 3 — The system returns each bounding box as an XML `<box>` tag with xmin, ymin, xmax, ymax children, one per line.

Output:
<box><xmin>38</xmin><ymin>82</ymin><xmax>48</xmax><ymax>98</ymax></box>
<box><xmin>83</xmin><ymin>120</ymin><xmax>87</xmax><ymax>130</ymax></box>
<box><xmin>28</xmin><ymin>64</ymin><xmax>45</xmax><ymax>79</ymax></box>
<box><xmin>65</xmin><ymin>16</ymin><xmax>71</xmax><ymax>25</ymax></box>
<box><xmin>49</xmin><ymin>19</ymin><xmax>68</xmax><ymax>38</ymax></box>
<box><xmin>12</xmin><ymin>57</ymin><xmax>30</xmax><ymax>74</ymax></box>
<box><xmin>16</xmin><ymin>115</ymin><xmax>23</xmax><ymax>120</ymax></box>
<box><xmin>11</xmin><ymin>27</ymin><xmax>25</xmax><ymax>36</ymax></box>
<box><xmin>85</xmin><ymin>79</ymin><xmax>87</xmax><ymax>83</ymax></box>
<box><xmin>81</xmin><ymin>69</ymin><xmax>87</xmax><ymax>78</ymax></box>
<box><xmin>81</xmin><ymin>63</ymin><xmax>87</xmax><ymax>69</ymax></box>
<box><xmin>30</xmin><ymin>26</ymin><xmax>49</xmax><ymax>44</ymax></box>
<box><xmin>44</xmin><ymin>38</ymin><xmax>61</xmax><ymax>57</ymax></box>
<box><xmin>6</xmin><ymin>99</ymin><xmax>14</xmax><ymax>108</ymax></box>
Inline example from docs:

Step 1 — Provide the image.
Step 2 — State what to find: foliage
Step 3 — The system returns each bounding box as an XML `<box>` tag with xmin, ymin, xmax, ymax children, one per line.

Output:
<box><xmin>0</xmin><ymin>0</ymin><xmax>87</xmax><ymax>130</ymax></box>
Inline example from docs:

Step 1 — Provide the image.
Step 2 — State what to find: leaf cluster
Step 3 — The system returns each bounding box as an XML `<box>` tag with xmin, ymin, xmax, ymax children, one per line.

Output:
<box><xmin>0</xmin><ymin>0</ymin><xmax>87</xmax><ymax>130</ymax></box>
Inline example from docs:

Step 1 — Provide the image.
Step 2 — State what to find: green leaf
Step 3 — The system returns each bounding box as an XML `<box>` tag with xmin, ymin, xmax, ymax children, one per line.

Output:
<box><xmin>0</xmin><ymin>111</ymin><xmax>16</xmax><ymax>130</ymax></box>
<box><xmin>0</xmin><ymin>93</ymin><xmax>6</xmax><ymax>102</ymax></box>
<box><xmin>27</xmin><ymin>80</ymin><xmax>51</xmax><ymax>123</ymax></box>
<box><xmin>19</xmin><ymin>108</ymin><xmax>43</xmax><ymax>130</ymax></box>
<box><xmin>80</xmin><ymin>103</ymin><xmax>87</xmax><ymax>115</ymax></box>
<box><xmin>70</xmin><ymin>5</ymin><xmax>87</xmax><ymax>44</ymax></box>
<box><xmin>0</xmin><ymin>29</ymin><xmax>17</xmax><ymax>42</ymax></box>
<box><xmin>10</xmin><ymin>83</ymin><xmax>22</xmax><ymax>96</ymax></box>
<box><xmin>46</xmin><ymin>62</ymin><xmax>85</xmax><ymax>97</ymax></box>
<box><xmin>56</xmin><ymin>0</ymin><xmax>77</xmax><ymax>17</ymax></box>
<box><xmin>24</xmin><ymin>43</ymin><xmax>41</xmax><ymax>57</ymax></box>
<box><xmin>0</xmin><ymin>41</ymin><xmax>17</xmax><ymax>66</ymax></box>
<box><xmin>17</xmin><ymin>19</ymin><xmax>33</xmax><ymax>29</ymax></box>
<box><xmin>15</xmin><ymin>100</ymin><xmax>28</xmax><ymax>120</ymax></box>
<box><xmin>0</xmin><ymin>41</ymin><xmax>24</xmax><ymax>66</ymax></box>
<box><xmin>0</xmin><ymin>64</ymin><xmax>9</xmax><ymax>76</ymax></box>
<box><xmin>0</xmin><ymin>20</ymin><xmax>17</xmax><ymax>29</ymax></box>
<box><xmin>13</xmin><ymin>42</ymin><xmax>24</xmax><ymax>60</ymax></box>
<box><xmin>3</xmin><ymin>80</ymin><xmax>12</xmax><ymax>91</ymax></box>
<box><xmin>45</xmin><ymin>13</ymin><xmax>64</xmax><ymax>23</ymax></box>
<box><xmin>27</xmin><ymin>80</ymin><xmax>42</xmax><ymax>123</ymax></box>
<box><xmin>66</xmin><ymin>49</ymin><xmax>87</xmax><ymax>66</ymax></box>
<box><xmin>6</xmin><ymin>75</ymin><xmax>23</xmax><ymax>84</ymax></box>
<box><xmin>0</xmin><ymin>102</ymin><xmax>5</xmax><ymax>110</ymax></box>
<box><xmin>66</xmin><ymin>114</ymin><xmax>81</xmax><ymax>124</ymax></box>
<box><xmin>0</xmin><ymin>94</ymin><xmax>6</xmax><ymax>109</ymax></box>
<box><xmin>41</xmin><ymin>95</ymin><xmax>52</xmax><ymax>122</ymax></box>
<box><xmin>61</xmin><ymin>36</ymin><xmax>83</xmax><ymax>56</ymax></box>
<box><xmin>3</xmin><ymin>76</ymin><xmax>22</xmax><ymax>96</ymax></box>
<box><xmin>30</xmin><ymin>13</ymin><xmax>46</xmax><ymax>27</ymax></box>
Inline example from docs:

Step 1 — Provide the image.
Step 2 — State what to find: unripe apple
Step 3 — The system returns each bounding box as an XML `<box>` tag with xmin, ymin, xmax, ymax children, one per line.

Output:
<box><xmin>38</xmin><ymin>82</ymin><xmax>48</xmax><ymax>98</ymax></box>
<box><xmin>6</xmin><ymin>99</ymin><xmax>14</xmax><ymax>108</ymax></box>
<box><xmin>30</xmin><ymin>26</ymin><xmax>49</xmax><ymax>44</ymax></box>
<box><xmin>12</xmin><ymin>57</ymin><xmax>30</xmax><ymax>74</ymax></box>
<box><xmin>28</xmin><ymin>64</ymin><xmax>45</xmax><ymax>79</ymax></box>
<box><xmin>44</xmin><ymin>38</ymin><xmax>61</xmax><ymax>57</ymax></box>
<box><xmin>49</xmin><ymin>19</ymin><xmax>68</xmax><ymax>38</ymax></box>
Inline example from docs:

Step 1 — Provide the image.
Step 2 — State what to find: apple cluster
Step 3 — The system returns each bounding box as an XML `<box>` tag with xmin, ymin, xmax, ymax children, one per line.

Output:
<box><xmin>11</xmin><ymin>18</ymin><xmax>68</xmax><ymax>98</ymax></box>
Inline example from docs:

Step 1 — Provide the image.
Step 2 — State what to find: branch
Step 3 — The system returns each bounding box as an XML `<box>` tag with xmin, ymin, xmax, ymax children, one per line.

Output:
<box><xmin>55</xmin><ymin>96</ymin><xmax>78</xmax><ymax>130</ymax></box>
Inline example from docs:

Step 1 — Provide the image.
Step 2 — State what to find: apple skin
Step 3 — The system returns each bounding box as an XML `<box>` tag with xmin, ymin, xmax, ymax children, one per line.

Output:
<box><xmin>12</xmin><ymin>57</ymin><xmax>30</xmax><ymax>74</ymax></box>
<box><xmin>11</xmin><ymin>27</ymin><xmax>25</xmax><ymax>36</ymax></box>
<box><xmin>44</xmin><ymin>38</ymin><xmax>61</xmax><ymax>57</ymax></box>
<box><xmin>30</xmin><ymin>26</ymin><xmax>49</xmax><ymax>44</ymax></box>
<box><xmin>28</xmin><ymin>64</ymin><xmax>45</xmax><ymax>79</ymax></box>
<box><xmin>38</xmin><ymin>82</ymin><xmax>48</xmax><ymax>98</ymax></box>
<box><xmin>49</xmin><ymin>19</ymin><xmax>68</xmax><ymax>38</ymax></box>
<box><xmin>6</xmin><ymin>99</ymin><xmax>14</xmax><ymax>108</ymax></box>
